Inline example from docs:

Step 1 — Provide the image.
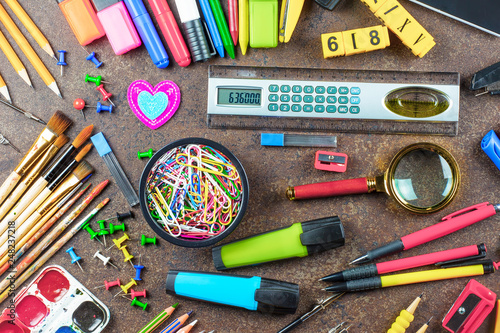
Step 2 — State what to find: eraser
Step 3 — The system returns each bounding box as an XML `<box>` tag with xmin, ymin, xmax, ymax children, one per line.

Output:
<box><xmin>249</xmin><ymin>0</ymin><xmax>278</xmax><ymax>48</ymax></box>
<box><xmin>261</xmin><ymin>133</ymin><xmax>284</xmax><ymax>146</ymax></box>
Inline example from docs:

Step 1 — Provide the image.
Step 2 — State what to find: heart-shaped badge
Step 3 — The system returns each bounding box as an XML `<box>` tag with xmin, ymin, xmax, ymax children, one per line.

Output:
<box><xmin>127</xmin><ymin>80</ymin><xmax>181</xmax><ymax>130</ymax></box>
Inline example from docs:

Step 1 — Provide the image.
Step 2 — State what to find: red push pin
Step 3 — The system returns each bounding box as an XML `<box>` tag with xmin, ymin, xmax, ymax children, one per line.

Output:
<box><xmin>129</xmin><ymin>289</ymin><xmax>147</xmax><ymax>298</ymax></box>
<box><xmin>96</xmin><ymin>84</ymin><xmax>115</xmax><ymax>106</ymax></box>
<box><xmin>94</xmin><ymin>278</ymin><xmax>121</xmax><ymax>290</ymax></box>
<box><xmin>74</xmin><ymin>99</ymin><xmax>113</xmax><ymax>120</ymax></box>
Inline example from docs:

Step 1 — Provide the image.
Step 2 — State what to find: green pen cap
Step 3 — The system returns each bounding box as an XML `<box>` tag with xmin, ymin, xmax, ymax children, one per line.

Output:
<box><xmin>212</xmin><ymin>216</ymin><xmax>345</xmax><ymax>270</ymax></box>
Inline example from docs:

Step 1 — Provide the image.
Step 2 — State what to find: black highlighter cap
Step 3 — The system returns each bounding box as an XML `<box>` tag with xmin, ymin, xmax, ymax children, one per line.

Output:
<box><xmin>91</xmin><ymin>0</ymin><xmax>121</xmax><ymax>12</ymax></box>
<box><xmin>255</xmin><ymin>278</ymin><xmax>300</xmax><ymax>314</ymax></box>
<box><xmin>300</xmin><ymin>216</ymin><xmax>345</xmax><ymax>255</ymax></box>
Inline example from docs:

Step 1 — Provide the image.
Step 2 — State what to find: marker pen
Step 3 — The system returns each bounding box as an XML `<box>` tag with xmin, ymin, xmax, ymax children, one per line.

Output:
<box><xmin>57</xmin><ymin>0</ymin><xmax>105</xmax><ymax>45</ymax></box>
<box><xmin>174</xmin><ymin>0</ymin><xmax>211</xmax><ymax>62</ymax></box>
<box><xmin>123</xmin><ymin>0</ymin><xmax>169</xmax><ymax>68</ymax></box>
<box><xmin>147</xmin><ymin>0</ymin><xmax>191</xmax><ymax>67</ymax></box>
<box><xmin>91</xmin><ymin>0</ymin><xmax>141</xmax><ymax>55</ymax></box>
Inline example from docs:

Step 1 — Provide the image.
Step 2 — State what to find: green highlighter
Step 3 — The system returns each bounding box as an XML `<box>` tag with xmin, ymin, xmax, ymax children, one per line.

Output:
<box><xmin>249</xmin><ymin>0</ymin><xmax>278</xmax><ymax>48</ymax></box>
<box><xmin>212</xmin><ymin>216</ymin><xmax>345</xmax><ymax>270</ymax></box>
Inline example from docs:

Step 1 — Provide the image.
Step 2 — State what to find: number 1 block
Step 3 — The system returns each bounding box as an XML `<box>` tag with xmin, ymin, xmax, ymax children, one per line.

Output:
<box><xmin>321</xmin><ymin>25</ymin><xmax>390</xmax><ymax>58</ymax></box>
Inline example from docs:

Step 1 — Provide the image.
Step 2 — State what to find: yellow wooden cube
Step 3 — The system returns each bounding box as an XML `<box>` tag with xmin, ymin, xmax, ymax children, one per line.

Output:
<box><xmin>321</xmin><ymin>32</ymin><xmax>345</xmax><ymax>58</ymax></box>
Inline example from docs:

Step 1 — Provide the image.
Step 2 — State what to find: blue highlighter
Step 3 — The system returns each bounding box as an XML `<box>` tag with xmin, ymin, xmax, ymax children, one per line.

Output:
<box><xmin>123</xmin><ymin>0</ymin><xmax>169</xmax><ymax>68</ymax></box>
<box><xmin>165</xmin><ymin>270</ymin><xmax>299</xmax><ymax>314</ymax></box>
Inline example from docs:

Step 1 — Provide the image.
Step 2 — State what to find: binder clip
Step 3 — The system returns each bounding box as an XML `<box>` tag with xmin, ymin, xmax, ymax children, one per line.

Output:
<box><xmin>315</xmin><ymin>151</ymin><xmax>348</xmax><ymax>172</ymax></box>
<box><xmin>442</xmin><ymin>279</ymin><xmax>497</xmax><ymax>333</ymax></box>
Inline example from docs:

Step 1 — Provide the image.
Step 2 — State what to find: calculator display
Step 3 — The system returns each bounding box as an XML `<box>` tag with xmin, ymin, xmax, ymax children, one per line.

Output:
<box><xmin>217</xmin><ymin>88</ymin><xmax>262</xmax><ymax>106</ymax></box>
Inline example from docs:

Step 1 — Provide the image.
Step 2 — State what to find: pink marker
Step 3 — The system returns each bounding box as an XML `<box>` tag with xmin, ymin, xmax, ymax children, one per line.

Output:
<box><xmin>91</xmin><ymin>0</ymin><xmax>141</xmax><ymax>55</ymax></box>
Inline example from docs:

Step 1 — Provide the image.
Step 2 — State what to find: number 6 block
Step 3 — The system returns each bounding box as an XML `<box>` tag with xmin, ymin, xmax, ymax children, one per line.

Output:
<box><xmin>321</xmin><ymin>25</ymin><xmax>390</xmax><ymax>58</ymax></box>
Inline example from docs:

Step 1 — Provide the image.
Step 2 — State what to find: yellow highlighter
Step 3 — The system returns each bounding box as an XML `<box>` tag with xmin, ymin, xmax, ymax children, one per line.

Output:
<box><xmin>387</xmin><ymin>294</ymin><xmax>422</xmax><ymax>333</ymax></box>
<box><xmin>279</xmin><ymin>0</ymin><xmax>305</xmax><ymax>43</ymax></box>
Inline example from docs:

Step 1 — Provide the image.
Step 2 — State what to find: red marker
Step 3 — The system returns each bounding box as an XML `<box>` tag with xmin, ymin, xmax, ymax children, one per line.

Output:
<box><xmin>350</xmin><ymin>202</ymin><xmax>500</xmax><ymax>265</ymax></box>
<box><xmin>148</xmin><ymin>0</ymin><xmax>191</xmax><ymax>67</ymax></box>
<box><xmin>228</xmin><ymin>0</ymin><xmax>238</xmax><ymax>45</ymax></box>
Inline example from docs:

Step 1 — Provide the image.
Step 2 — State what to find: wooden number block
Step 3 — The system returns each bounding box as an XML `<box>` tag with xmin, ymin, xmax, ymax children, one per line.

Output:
<box><xmin>321</xmin><ymin>32</ymin><xmax>345</xmax><ymax>58</ymax></box>
<box><xmin>322</xmin><ymin>25</ymin><xmax>389</xmax><ymax>58</ymax></box>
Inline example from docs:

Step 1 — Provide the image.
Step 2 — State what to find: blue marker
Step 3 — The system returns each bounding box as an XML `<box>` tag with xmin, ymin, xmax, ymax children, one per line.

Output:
<box><xmin>123</xmin><ymin>0</ymin><xmax>169</xmax><ymax>68</ymax></box>
<box><xmin>198</xmin><ymin>0</ymin><xmax>225</xmax><ymax>57</ymax></box>
<box><xmin>165</xmin><ymin>270</ymin><xmax>299</xmax><ymax>314</ymax></box>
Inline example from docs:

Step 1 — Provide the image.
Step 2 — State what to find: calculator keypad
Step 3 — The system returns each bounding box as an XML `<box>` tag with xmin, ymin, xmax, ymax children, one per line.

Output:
<box><xmin>268</xmin><ymin>84</ymin><xmax>361</xmax><ymax>114</ymax></box>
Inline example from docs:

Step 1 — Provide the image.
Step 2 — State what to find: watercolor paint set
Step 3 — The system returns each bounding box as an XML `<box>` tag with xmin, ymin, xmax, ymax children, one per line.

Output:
<box><xmin>0</xmin><ymin>265</ymin><xmax>110</xmax><ymax>333</ymax></box>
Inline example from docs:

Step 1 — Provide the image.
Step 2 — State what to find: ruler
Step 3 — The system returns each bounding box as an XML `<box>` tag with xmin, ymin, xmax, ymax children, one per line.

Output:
<box><xmin>206</xmin><ymin>65</ymin><xmax>460</xmax><ymax>136</ymax></box>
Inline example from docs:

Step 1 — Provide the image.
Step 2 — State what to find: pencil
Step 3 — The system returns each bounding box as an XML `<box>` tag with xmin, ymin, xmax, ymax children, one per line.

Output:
<box><xmin>0</xmin><ymin>2</ymin><xmax>62</xmax><ymax>97</ymax></box>
<box><xmin>3</xmin><ymin>0</ymin><xmax>56</xmax><ymax>60</ymax></box>
<box><xmin>0</xmin><ymin>72</ymin><xmax>11</xmax><ymax>103</ymax></box>
<box><xmin>0</xmin><ymin>28</ymin><xmax>31</xmax><ymax>86</ymax></box>
<box><xmin>0</xmin><ymin>196</ymin><xmax>110</xmax><ymax>304</ymax></box>
<box><xmin>138</xmin><ymin>303</ymin><xmax>179</xmax><ymax>333</ymax></box>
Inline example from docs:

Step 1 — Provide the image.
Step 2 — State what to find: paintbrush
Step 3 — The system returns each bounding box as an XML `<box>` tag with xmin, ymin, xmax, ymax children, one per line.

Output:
<box><xmin>0</xmin><ymin>111</ymin><xmax>71</xmax><ymax>205</ymax></box>
<box><xmin>0</xmin><ymin>181</ymin><xmax>91</xmax><ymax>273</ymax></box>
<box><xmin>0</xmin><ymin>159</ymin><xmax>93</xmax><ymax>249</ymax></box>
<box><xmin>0</xmin><ymin>126</ymin><xmax>93</xmax><ymax>229</ymax></box>
<box><xmin>0</xmin><ymin>180</ymin><xmax>107</xmax><ymax>279</ymax></box>
<box><xmin>0</xmin><ymin>180</ymin><xmax>109</xmax><ymax>301</ymax></box>
<box><xmin>0</xmin><ymin>134</ymin><xmax>69</xmax><ymax>220</ymax></box>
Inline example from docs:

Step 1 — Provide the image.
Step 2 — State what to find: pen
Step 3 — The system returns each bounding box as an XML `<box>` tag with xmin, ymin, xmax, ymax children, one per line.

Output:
<box><xmin>320</xmin><ymin>243</ymin><xmax>486</xmax><ymax>283</ymax></box>
<box><xmin>238</xmin><ymin>0</ymin><xmax>248</xmax><ymax>55</ymax></box>
<box><xmin>174</xmin><ymin>0</ymin><xmax>211</xmax><ymax>62</ymax></box>
<box><xmin>350</xmin><ymin>202</ymin><xmax>500</xmax><ymax>265</ymax></box>
<box><xmin>228</xmin><ymin>0</ymin><xmax>238</xmax><ymax>45</ymax></box>
<box><xmin>148</xmin><ymin>0</ymin><xmax>191</xmax><ymax>67</ymax></box>
<box><xmin>123</xmin><ymin>0</ymin><xmax>169</xmax><ymax>68</ymax></box>
<box><xmin>208</xmin><ymin>0</ymin><xmax>235</xmax><ymax>59</ymax></box>
<box><xmin>198</xmin><ymin>0</ymin><xmax>225</xmax><ymax>57</ymax></box>
<box><xmin>323</xmin><ymin>261</ymin><xmax>496</xmax><ymax>292</ymax></box>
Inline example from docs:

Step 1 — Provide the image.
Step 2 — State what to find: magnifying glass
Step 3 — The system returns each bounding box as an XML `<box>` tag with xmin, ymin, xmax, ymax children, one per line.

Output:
<box><xmin>286</xmin><ymin>143</ymin><xmax>460</xmax><ymax>214</ymax></box>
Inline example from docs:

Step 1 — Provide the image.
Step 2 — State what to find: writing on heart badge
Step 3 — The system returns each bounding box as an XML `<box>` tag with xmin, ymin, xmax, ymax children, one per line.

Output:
<box><xmin>127</xmin><ymin>80</ymin><xmax>181</xmax><ymax>130</ymax></box>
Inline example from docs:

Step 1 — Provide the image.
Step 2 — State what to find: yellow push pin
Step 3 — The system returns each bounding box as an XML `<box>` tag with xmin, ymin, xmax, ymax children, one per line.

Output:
<box><xmin>119</xmin><ymin>245</ymin><xmax>135</xmax><ymax>268</ymax></box>
<box><xmin>114</xmin><ymin>278</ymin><xmax>137</xmax><ymax>297</ymax></box>
<box><xmin>108</xmin><ymin>233</ymin><xmax>130</xmax><ymax>251</ymax></box>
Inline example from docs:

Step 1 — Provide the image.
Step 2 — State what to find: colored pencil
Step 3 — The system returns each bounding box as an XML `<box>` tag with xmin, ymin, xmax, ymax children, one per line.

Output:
<box><xmin>228</xmin><ymin>0</ymin><xmax>238</xmax><ymax>45</ymax></box>
<box><xmin>238</xmin><ymin>0</ymin><xmax>248</xmax><ymax>55</ymax></box>
<box><xmin>0</xmin><ymin>28</ymin><xmax>30</xmax><ymax>86</ymax></box>
<box><xmin>138</xmin><ymin>303</ymin><xmax>179</xmax><ymax>333</ymax></box>
<box><xmin>0</xmin><ymin>2</ymin><xmax>61</xmax><ymax>97</ymax></box>
<box><xmin>0</xmin><ymin>111</ymin><xmax>71</xmax><ymax>206</ymax></box>
<box><xmin>3</xmin><ymin>0</ymin><xmax>56</xmax><ymax>59</ymax></box>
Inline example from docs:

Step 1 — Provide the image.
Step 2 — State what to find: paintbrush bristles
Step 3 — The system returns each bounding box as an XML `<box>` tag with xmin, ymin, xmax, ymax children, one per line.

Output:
<box><xmin>74</xmin><ymin>144</ymin><xmax>92</xmax><ymax>162</ymax></box>
<box><xmin>72</xmin><ymin>161</ymin><xmax>93</xmax><ymax>181</ymax></box>
<box><xmin>72</xmin><ymin>125</ymin><xmax>93</xmax><ymax>149</ymax></box>
<box><xmin>46</xmin><ymin>111</ymin><xmax>72</xmax><ymax>136</ymax></box>
<box><xmin>53</xmin><ymin>134</ymin><xmax>69</xmax><ymax>149</ymax></box>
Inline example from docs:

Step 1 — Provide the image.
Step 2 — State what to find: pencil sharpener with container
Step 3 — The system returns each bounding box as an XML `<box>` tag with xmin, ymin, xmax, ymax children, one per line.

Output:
<box><xmin>315</xmin><ymin>151</ymin><xmax>348</xmax><ymax>172</ymax></box>
<box><xmin>139</xmin><ymin>138</ymin><xmax>249</xmax><ymax>248</ymax></box>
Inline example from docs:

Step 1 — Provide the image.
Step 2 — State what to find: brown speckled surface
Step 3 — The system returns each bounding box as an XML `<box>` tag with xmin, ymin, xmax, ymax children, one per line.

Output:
<box><xmin>0</xmin><ymin>0</ymin><xmax>499</xmax><ymax>332</ymax></box>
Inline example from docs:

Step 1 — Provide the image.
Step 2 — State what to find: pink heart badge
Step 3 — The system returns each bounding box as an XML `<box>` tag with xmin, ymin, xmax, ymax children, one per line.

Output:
<box><xmin>127</xmin><ymin>80</ymin><xmax>181</xmax><ymax>130</ymax></box>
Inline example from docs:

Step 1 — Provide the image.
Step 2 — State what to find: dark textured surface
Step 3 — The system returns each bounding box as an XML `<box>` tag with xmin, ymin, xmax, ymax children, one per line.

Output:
<box><xmin>0</xmin><ymin>0</ymin><xmax>499</xmax><ymax>332</ymax></box>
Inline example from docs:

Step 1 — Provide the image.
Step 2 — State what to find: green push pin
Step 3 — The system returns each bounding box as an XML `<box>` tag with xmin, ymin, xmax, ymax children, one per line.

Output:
<box><xmin>131</xmin><ymin>297</ymin><xmax>148</xmax><ymax>311</ymax></box>
<box><xmin>97</xmin><ymin>220</ymin><xmax>110</xmax><ymax>246</ymax></box>
<box><xmin>137</xmin><ymin>149</ymin><xmax>154</xmax><ymax>160</ymax></box>
<box><xmin>82</xmin><ymin>223</ymin><xmax>104</xmax><ymax>246</ymax></box>
<box><xmin>141</xmin><ymin>235</ymin><xmax>157</xmax><ymax>246</ymax></box>
<box><xmin>85</xmin><ymin>74</ymin><xmax>110</xmax><ymax>87</ymax></box>
<box><xmin>109</xmin><ymin>222</ymin><xmax>126</xmax><ymax>234</ymax></box>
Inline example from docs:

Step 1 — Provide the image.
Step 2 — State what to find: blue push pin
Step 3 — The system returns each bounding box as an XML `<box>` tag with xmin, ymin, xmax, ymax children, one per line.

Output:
<box><xmin>86</xmin><ymin>51</ymin><xmax>103</xmax><ymax>68</ymax></box>
<box><xmin>133</xmin><ymin>265</ymin><xmax>145</xmax><ymax>281</ymax></box>
<box><xmin>57</xmin><ymin>50</ymin><xmax>67</xmax><ymax>76</ymax></box>
<box><xmin>96</xmin><ymin>102</ymin><xmax>113</xmax><ymax>113</ymax></box>
<box><xmin>66</xmin><ymin>247</ymin><xmax>84</xmax><ymax>272</ymax></box>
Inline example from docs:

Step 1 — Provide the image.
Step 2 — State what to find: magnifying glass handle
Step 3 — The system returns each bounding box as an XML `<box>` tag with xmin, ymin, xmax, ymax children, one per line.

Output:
<box><xmin>287</xmin><ymin>178</ymin><xmax>371</xmax><ymax>200</ymax></box>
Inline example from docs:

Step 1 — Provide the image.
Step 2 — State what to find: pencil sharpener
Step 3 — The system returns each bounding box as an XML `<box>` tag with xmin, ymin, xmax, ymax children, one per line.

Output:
<box><xmin>315</xmin><ymin>151</ymin><xmax>348</xmax><ymax>172</ymax></box>
<box><xmin>442</xmin><ymin>279</ymin><xmax>497</xmax><ymax>333</ymax></box>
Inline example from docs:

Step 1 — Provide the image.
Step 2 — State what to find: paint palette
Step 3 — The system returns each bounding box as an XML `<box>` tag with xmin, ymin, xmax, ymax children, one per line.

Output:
<box><xmin>0</xmin><ymin>265</ymin><xmax>110</xmax><ymax>333</ymax></box>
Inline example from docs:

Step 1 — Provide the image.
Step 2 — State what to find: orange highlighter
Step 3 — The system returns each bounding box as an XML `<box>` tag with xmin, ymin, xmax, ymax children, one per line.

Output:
<box><xmin>57</xmin><ymin>0</ymin><xmax>105</xmax><ymax>45</ymax></box>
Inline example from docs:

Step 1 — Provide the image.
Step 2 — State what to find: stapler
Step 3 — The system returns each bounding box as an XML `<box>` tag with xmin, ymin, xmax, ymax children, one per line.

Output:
<box><xmin>470</xmin><ymin>61</ymin><xmax>500</xmax><ymax>96</ymax></box>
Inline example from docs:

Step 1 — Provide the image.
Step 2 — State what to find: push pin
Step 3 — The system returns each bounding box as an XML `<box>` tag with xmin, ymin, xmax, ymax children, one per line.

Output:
<box><xmin>94</xmin><ymin>250</ymin><xmax>119</xmax><ymax>269</ymax></box>
<box><xmin>101</xmin><ymin>211</ymin><xmax>134</xmax><ymax>223</ymax></box>
<box><xmin>108</xmin><ymin>233</ymin><xmax>130</xmax><ymax>251</ymax></box>
<box><xmin>138</xmin><ymin>149</ymin><xmax>155</xmax><ymax>160</ymax></box>
<box><xmin>96</xmin><ymin>84</ymin><xmax>115</xmax><ymax>106</ymax></box>
<box><xmin>82</xmin><ymin>222</ymin><xmax>104</xmax><ymax>246</ymax></box>
<box><xmin>141</xmin><ymin>235</ymin><xmax>157</xmax><ymax>246</ymax></box>
<box><xmin>131</xmin><ymin>297</ymin><xmax>148</xmax><ymax>311</ymax></box>
<box><xmin>0</xmin><ymin>133</ymin><xmax>20</xmax><ymax>153</ymax></box>
<box><xmin>66</xmin><ymin>247</ymin><xmax>83</xmax><ymax>272</ymax></box>
<box><xmin>57</xmin><ymin>50</ymin><xmax>67</xmax><ymax>76</ymax></box>
<box><xmin>98</xmin><ymin>220</ymin><xmax>109</xmax><ymax>246</ymax></box>
<box><xmin>94</xmin><ymin>278</ymin><xmax>121</xmax><ymax>290</ymax></box>
<box><xmin>109</xmin><ymin>222</ymin><xmax>126</xmax><ymax>234</ymax></box>
<box><xmin>114</xmin><ymin>278</ymin><xmax>137</xmax><ymax>297</ymax></box>
<box><xmin>134</xmin><ymin>256</ymin><xmax>144</xmax><ymax>281</ymax></box>
<box><xmin>119</xmin><ymin>245</ymin><xmax>135</xmax><ymax>268</ymax></box>
<box><xmin>129</xmin><ymin>289</ymin><xmax>147</xmax><ymax>298</ymax></box>
<box><xmin>85</xmin><ymin>74</ymin><xmax>110</xmax><ymax>87</ymax></box>
<box><xmin>82</xmin><ymin>46</ymin><xmax>103</xmax><ymax>68</ymax></box>
<box><xmin>73</xmin><ymin>99</ymin><xmax>113</xmax><ymax>120</ymax></box>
